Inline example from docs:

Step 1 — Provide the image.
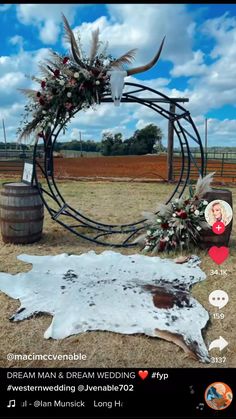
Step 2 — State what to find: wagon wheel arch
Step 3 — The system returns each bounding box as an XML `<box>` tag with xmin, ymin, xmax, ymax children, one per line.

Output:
<box><xmin>33</xmin><ymin>82</ymin><xmax>204</xmax><ymax>247</ymax></box>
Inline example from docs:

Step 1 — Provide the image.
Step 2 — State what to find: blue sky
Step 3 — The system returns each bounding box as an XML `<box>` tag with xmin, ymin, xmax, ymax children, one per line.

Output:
<box><xmin>0</xmin><ymin>4</ymin><xmax>236</xmax><ymax>147</ymax></box>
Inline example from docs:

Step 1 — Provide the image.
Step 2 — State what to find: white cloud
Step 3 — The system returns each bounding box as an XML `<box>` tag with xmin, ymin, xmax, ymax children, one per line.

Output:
<box><xmin>171</xmin><ymin>50</ymin><xmax>207</xmax><ymax>77</ymax></box>
<box><xmin>16</xmin><ymin>4</ymin><xmax>80</xmax><ymax>44</ymax></box>
<box><xmin>0</xmin><ymin>47</ymin><xmax>50</xmax><ymax>140</ymax></box>
<box><xmin>69</xmin><ymin>4</ymin><xmax>195</xmax><ymax>70</ymax></box>
<box><xmin>39</xmin><ymin>19</ymin><xmax>60</xmax><ymax>44</ymax></box>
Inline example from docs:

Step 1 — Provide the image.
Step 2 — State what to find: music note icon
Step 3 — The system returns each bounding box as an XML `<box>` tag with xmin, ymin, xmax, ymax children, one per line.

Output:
<box><xmin>7</xmin><ymin>400</ymin><xmax>16</xmax><ymax>408</ymax></box>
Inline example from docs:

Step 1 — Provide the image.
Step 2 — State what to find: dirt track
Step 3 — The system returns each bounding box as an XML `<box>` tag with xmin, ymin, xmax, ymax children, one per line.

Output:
<box><xmin>54</xmin><ymin>155</ymin><xmax>236</xmax><ymax>183</ymax></box>
<box><xmin>54</xmin><ymin>155</ymin><xmax>167</xmax><ymax>181</ymax></box>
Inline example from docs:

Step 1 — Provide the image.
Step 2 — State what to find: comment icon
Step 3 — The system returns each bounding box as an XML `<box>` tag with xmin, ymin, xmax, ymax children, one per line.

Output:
<box><xmin>209</xmin><ymin>290</ymin><xmax>229</xmax><ymax>309</ymax></box>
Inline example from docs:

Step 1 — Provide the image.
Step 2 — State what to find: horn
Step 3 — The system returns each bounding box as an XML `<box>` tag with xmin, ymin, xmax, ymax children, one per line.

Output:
<box><xmin>127</xmin><ymin>36</ymin><xmax>165</xmax><ymax>76</ymax></box>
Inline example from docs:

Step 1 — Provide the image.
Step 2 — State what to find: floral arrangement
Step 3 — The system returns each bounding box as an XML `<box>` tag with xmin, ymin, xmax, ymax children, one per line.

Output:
<box><xmin>136</xmin><ymin>173</ymin><xmax>214</xmax><ymax>253</ymax></box>
<box><xmin>17</xmin><ymin>14</ymin><xmax>136</xmax><ymax>140</ymax></box>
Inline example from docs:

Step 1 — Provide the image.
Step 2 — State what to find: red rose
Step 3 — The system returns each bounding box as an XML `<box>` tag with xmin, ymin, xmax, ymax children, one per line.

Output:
<box><xmin>159</xmin><ymin>239</ymin><xmax>166</xmax><ymax>252</ymax></box>
<box><xmin>41</xmin><ymin>81</ymin><xmax>46</xmax><ymax>89</ymax></box>
<box><xmin>39</xmin><ymin>97</ymin><xmax>45</xmax><ymax>106</ymax></box>
<box><xmin>38</xmin><ymin>132</ymin><xmax>44</xmax><ymax>138</ymax></box>
<box><xmin>54</xmin><ymin>69</ymin><xmax>60</xmax><ymax>78</ymax></box>
<box><xmin>91</xmin><ymin>68</ymin><xmax>99</xmax><ymax>76</ymax></box>
<box><xmin>63</xmin><ymin>57</ymin><xmax>69</xmax><ymax>64</ymax></box>
<box><xmin>176</xmin><ymin>210</ymin><xmax>188</xmax><ymax>219</ymax></box>
<box><xmin>161</xmin><ymin>223</ymin><xmax>169</xmax><ymax>230</ymax></box>
<box><xmin>69</xmin><ymin>78</ymin><xmax>77</xmax><ymax>86</ymax></box>
<box><xmin>65</xmin><ymin>102</ymin><xmax>73</xmax><ymax>110</ymax></box>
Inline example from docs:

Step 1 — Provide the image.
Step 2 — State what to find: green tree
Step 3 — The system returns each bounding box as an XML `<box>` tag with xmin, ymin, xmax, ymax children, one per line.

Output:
<box><xmin>101</xmin><ymin>132</ymin><xmax>114</xmax><ymax>156</ymax></box>
<box><xmin>101</xmin><ymin>132</ymin><xmax>127</xmax><ymax>155</ymax></box>
<box><xmin>129</xmin><ymin>124</ymin><xmax>163</xmax><ymax>155</ymax></box>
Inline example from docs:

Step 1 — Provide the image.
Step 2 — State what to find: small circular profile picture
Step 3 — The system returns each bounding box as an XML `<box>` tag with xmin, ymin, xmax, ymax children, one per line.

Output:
<box><xmin>204</xmin><ymin>382</ymin><xmax>233</xmax><ymax>410</ymax></box>
<box><xmin>204</xmin><ymin>200</ymin><xmax>233</xmax><ymax>227</ymax></box>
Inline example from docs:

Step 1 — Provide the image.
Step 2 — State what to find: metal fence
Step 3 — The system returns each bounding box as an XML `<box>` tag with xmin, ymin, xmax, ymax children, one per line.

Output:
<box><xmin>0</xmin><ymin>150</ymin><xmax>36</xmax><ymax>175</ymax></box>
<box><xmin>173</xmin><ymin>151</ymin><xmax>236</xmax><ymax>181</ymax></box>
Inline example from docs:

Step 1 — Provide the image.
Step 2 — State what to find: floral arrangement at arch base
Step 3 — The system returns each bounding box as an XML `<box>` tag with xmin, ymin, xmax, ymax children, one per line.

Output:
<box><xmin>135</xmin><ymin>173</ymin><xmax>215</xmax><ymax>254</ymax></box>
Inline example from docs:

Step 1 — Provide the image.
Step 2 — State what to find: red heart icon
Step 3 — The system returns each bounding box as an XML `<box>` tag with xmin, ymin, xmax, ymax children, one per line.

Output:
<box><xmin>208</xmin><ymin>246</ymin><xmax>229</xmax><ymax>265</ymax></box>
<box><xmin>138</xmin><ymin>370</ymin><xmax>149</xmax><ymax>380</ymax></box>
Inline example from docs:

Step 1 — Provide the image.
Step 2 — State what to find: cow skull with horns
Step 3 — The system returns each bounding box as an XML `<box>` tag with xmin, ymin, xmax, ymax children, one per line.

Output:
<box><xmin>107</xmin><ymin>37</ymin><xmax>165</xmax><ymax>106</ymax></box>
<box><xmin>62</xmin><ymin>15</ymin><xmax>165</xmax><ymax>107</ymax></box>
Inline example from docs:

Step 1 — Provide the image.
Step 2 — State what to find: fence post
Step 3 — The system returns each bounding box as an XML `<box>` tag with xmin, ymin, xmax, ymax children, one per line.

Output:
<box><xmin>205</xmin><ymin>152</ymin><xmax>208</xmax><ymax>175</ymax></box>
<box><xmin>167</xmin><ymin>102</ymin><xmax>175</xmax><ymax>182</ymax></box>
<box><xmin>221</xmin><ymin>153</ymin><xmax>225</xmax><ymax>176</ymax></box>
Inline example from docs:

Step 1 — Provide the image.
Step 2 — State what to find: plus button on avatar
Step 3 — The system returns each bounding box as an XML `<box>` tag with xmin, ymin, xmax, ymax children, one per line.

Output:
<box><xmin>212</xmin><ymin>221</ymin><xmax>225</xmax><ymax>235</ymax></box>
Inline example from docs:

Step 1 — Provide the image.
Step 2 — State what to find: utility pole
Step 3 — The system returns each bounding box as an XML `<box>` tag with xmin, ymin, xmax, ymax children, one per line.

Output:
<box><xmin>2</xmin><ymin>119</ymin><xmax>7</xmax><ymax>157</ymax></box>
<box><xmin>205</xmin><ymin>118</ymin><xmax>208</xmax><ymax>175</ymax></box>
<box><xmin>79</xmin><ymin>131</ymin><xmax>83</xmax><ymax>157</ymax></box>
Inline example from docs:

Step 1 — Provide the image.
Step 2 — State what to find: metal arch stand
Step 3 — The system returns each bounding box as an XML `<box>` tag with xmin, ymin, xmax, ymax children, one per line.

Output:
<box><xmin>33</xmin><ymin>82</ymin><xmax>205</xmax><ymax>247</ymax></box>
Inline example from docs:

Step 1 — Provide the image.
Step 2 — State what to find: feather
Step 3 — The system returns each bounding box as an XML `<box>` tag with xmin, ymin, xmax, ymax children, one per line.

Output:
<box><xmin>100</xmin><ymin>41</ymin><xmax>109</xmax><ymax>58</ymax></box>
<box><xmin>62</xmin><ymin>14</ymin><xmax>86</xmax><ymax>68</ymax></box>
<box><xmin>48</xmin><ymin>50</ymin><xmax>65</xmax><ymax>67</ymax></box>
<box><xmin>45</xmin><ymin>58</ymin><xmax>60</xmax><ymax>70</ymax></box>
<box><xmin>157</xmin><ymin>203</ymin><xmax>172</xmax><ymax>217</ymax></box>
<box><xmin>110</xmin><ymin>48</ymin><xmax>137</xmax><ymax>69</ymax></box>
<box><xmin>194</xmin><ymin>172</ymin><xmax>215</xmax><ymax>200</ymax></box>
<box><xmin>38</xmin><ymin>64</ymin><xmax>53</xmax><ymax>78</ymax></box>
<box><xmin>18</xmin><ymin>88</ymin><xmax>38</xmax><ymax>100</ymax></box>
<box><xmin>132</xmin><ymin>233</ymin><xmax>147</xmax><ymax>245</ymax></box>
<box><xmin>89</xmin><ymin>28</ymin><xmax>100</xmax><ymax>65</ymax></box>
<box><xmin>18</xmin><ymin>118</ymin><xmax>42</xmax><ymax>141</ymax></box>
<box><xmin>141</xmin><ymin>211</ymin><xmax>156</xmax><ymax>224</ymax></box>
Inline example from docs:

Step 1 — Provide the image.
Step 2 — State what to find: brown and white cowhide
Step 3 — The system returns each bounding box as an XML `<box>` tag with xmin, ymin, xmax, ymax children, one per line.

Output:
<box><xmin>0</xmin><ymin>251</ymin><xmax>210</xmax><ymax>362</ymax></box>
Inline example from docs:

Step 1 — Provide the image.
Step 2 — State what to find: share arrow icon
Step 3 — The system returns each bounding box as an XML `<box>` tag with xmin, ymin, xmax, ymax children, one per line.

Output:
<box><xmin>209</xmin><ymin>336</ymin><xmax>228</xmax><ymax>351</ymax></box>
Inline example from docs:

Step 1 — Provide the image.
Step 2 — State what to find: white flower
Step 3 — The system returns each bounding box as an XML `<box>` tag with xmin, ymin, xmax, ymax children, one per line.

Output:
<box><xmin>147</xmin><ymin>230</ymin><xmax>151</xmax><ymax>236</ymax></box>
<box><xmin>194</xmin><ymin>210</ymin><xmax>200</xmax><ymax>216</ymax></box>
<box><xmin>197</xmin><ymin>226</ymin><xmax>202</xmax><ymax>231</ymax></box>
<box><xmin>172</xmin><ymin>213</ymin><xmax>176</xmax><ymax>217</ymax></box>
<box><xmin>67</xmin><ymin>92</ymin><xmax>72</xmax><ymax>98</ymax></box>
<box><xmin>157</xmin><ymin>219</ymin><xmax>162</xmax><ymax>223</ymax></box>
<box><xmin>165</xmin><ymin>237</ymin><xmax>170</xmax><ymax>241</ymax></box>
<box><xmin>203</xmin><ymin>200</ymin><xmax>208</xmax><ymax>205</ymax></box>
<box><xmin>103</xmin><ymin>59</ymin><xmax>110</xmax><ymax>66</ymax></box>
<box><xmin>174</xmin><ymin>198</ymin><xmax>179</xmax><ymax>203</ymax></box>
<box><xmin>59</xmin><ymin>80</ymin><xmax>65</xmax><ymax>86</ymax></box>
<box><xmin>95</xmin><ymin>80</ymin><xmax>100</xmax><ymax>85</ymax></box>
<box><xmin>42</xmin><ymin>110</ymin><xmax>47</xmax><ymax>115</ymax></box>
<box><xmin>74</xmin><ymin>72</ymin><xmax>80</xmax><ymax>78</ymax></box>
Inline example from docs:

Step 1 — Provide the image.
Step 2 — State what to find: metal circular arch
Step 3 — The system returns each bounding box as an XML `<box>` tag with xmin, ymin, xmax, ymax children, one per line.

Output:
<box><xmin>33</xmin><ymin>82</ymin><xmax>205</xmax><ymax>247</ymax></box>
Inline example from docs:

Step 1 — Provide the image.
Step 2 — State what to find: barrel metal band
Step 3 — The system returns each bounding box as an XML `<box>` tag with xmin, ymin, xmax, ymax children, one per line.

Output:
<box><xmin>1</xmin><ymin>192</ymin><xmax>40</xmax><ymax>197</ymax></box>
<box><xmin>0</xmin><ymin>204</ymin><xmax>43</xmax><ymax>211</ymax></box>
<box><xmin>2</xmin><ymin>232</ymin><xmax>42</xmax><ymax>241</ymax></box>
<box><xmin>0</xmin><ymin>216</ymin><xmax>44</xmax><ymax>223</ymax></box>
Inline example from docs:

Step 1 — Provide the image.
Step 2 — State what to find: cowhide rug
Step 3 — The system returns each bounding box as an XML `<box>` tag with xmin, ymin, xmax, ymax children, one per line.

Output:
<box><xmin>0</xmin><ymin>251</ymin><xmax>210</xmax><ymax>362</ymax></box>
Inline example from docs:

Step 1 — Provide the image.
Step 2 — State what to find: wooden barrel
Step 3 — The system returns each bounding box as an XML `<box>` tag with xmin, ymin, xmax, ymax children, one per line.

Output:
<box><xmin>0</xmin><ymin>182</ymin><xmax>44</xmax><ymax>244</ymax></box>
<box><xmin>199</xmin><ymin>188</ymin><xmax>233</xmax><ymax>249</ymax></box>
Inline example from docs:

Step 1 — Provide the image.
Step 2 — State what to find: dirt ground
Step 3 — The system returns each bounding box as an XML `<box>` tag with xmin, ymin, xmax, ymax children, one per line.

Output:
<box><xmin>0</xmin><ymin>179</ymin><xmax>235</xmax><ymax>368</ymax></box>
<box><xmin>53</xmin><ymin>155</ymin><xmax>236</xmax><ymax>184</ymax></box>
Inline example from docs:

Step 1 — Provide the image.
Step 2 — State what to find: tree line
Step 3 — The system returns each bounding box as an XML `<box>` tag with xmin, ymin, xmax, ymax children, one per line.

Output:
<box><xmin>54</xmin><ymin>124</ymin><xmax>165</xmax><ymax>156</ymax></box>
